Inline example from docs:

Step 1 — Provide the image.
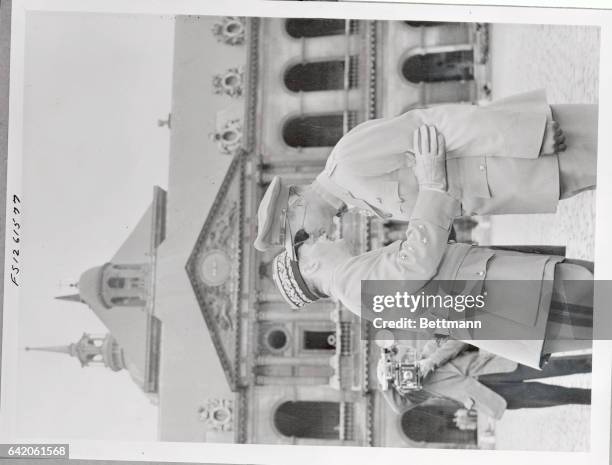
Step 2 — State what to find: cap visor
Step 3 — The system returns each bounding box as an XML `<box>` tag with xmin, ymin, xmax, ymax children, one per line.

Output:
<box><xmin>284</xmin><ymin>217</ymin><xmax>297</xmax><ymax>261</ymax></box>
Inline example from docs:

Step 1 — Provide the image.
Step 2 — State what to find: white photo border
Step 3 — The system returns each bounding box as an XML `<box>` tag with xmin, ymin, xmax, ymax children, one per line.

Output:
<box><xmin>3</xmin><ymin>1</ymin><xmax>612</xmax><ymax>464</ymax></box>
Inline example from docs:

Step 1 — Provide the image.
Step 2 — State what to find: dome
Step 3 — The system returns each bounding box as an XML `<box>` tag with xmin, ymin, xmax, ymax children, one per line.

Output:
<box><xmin>77</xmin><ymin>264</ymin><xmax>111</xmax><ymax>309</ymax></box>
<box><xmin>101</xmin><ymin>335</ymin><xmax>127</xmax><ymax>371</ymax></box>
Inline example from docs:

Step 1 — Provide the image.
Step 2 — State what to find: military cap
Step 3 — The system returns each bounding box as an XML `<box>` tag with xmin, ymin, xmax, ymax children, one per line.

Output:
<box><xmin>254</xmin><ymin>176</ymin><xmax>293</xmax><ymax>253</ymax></box>
<box><xmin>271</xmin><ymin>249</ymin><xmax>321</xmax><ymax>309</ymax></box>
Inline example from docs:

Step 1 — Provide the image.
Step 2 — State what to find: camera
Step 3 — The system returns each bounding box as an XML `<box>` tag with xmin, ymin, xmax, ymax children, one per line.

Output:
<box><xmin>378</xmin><ymin>346</ymin><xmax>423</xmax><ymax>394</ymax></box>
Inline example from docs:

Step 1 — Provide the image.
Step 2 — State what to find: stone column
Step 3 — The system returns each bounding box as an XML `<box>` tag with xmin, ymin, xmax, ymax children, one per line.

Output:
<box><xmin>421</xmin><ymin>43</ymin><xmax>473</xmax><ymax>54</ymax></box>
<box><xmin>302</xmin><ymin>36</ymin><xmax>361</xmax><ymax>61</ymax></box>
<box><xmin>256</xmin><ymin>355</ymin><xmax>331</xmax><ymax>366</ymax></box>
<box><xmin>301</xmin><ymin>90</ymin><xmax>363</xmax><ymax>114</ymax></box>
<box><xmin>257</xmin><ymin>309</ymin><xmax>333</xmax><ymax>322</ymax></box>
<box><xmin>256</xmin><ymin>376</ymin><xmax>329</xmax><ymax>385</ymax></box>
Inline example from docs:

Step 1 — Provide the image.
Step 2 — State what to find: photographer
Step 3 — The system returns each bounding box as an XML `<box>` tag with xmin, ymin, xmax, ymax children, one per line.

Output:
<box><xmin>379</xmin><ymin>339</ymin><xmax>591</xmax><ymax>420</ymax></box>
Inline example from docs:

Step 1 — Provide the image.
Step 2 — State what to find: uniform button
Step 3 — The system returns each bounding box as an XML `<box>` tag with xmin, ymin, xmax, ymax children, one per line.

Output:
<box><xmin>417</xmin><ymin>224</ymin><xmax>425</xmax><ymax>230</ymax></box>
<box><xmin>479</xmin><ymin>164</ymin><xmax>486</xmax><ymax>171</ymax></box>
<box><xmin>476</xmin><ymin>271</ymin><xmax>485</xmax><ymax>276</ymax></box>
<box><xmin>422</xmin><ymin>237</ymin><xmax>428</xmax><ymax>244</ymax></box>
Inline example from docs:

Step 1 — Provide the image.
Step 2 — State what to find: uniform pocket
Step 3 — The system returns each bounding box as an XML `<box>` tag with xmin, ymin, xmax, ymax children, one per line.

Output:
<box><xmin>483</xmin><ymin>253</ymin><xmax>551</xmax><ymax>327</ymax></box>
<box><xmin>380</xmin><ymin>181</ymin><xmax>402</xmax><ymax>202</ymax></box>
<box><xmin>453</xmin><ymin>157</ymin><xmax>492</xmax><ymax>200</ymax></box>
<box><xmin>454</xmin><ymin>249</ymin><xmax>495</xmax><ymax>293</ymax></box>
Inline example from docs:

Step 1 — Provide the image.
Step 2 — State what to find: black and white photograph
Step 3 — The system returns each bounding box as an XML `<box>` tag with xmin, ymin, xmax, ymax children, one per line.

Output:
<box><xmin>1</xmin><ymin>0</ymin><xmax>611</xmax><ymax>463</ymax></box>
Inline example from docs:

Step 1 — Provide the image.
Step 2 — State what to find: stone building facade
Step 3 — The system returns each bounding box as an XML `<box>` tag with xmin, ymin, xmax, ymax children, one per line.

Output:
<box><xmin>44</xmin><ymin>16</ymin><xmax>490</xmax><ymax>448</ymax></box>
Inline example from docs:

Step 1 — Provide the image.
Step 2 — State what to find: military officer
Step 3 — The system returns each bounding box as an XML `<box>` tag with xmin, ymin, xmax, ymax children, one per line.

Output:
<box><xmin>253</xmin><ymin>90</ymin><xmax>597</xmax><ymax>254</ymax></box>
<box><xmin>264</xmin><ymin>126</ymin><xmax>594</xmax><ymax>369</ymax></box>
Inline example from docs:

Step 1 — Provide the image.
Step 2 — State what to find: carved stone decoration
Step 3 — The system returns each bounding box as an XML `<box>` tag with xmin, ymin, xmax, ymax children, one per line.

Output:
<box><xmin>198</xmin><ymin>199</ymin><xmax>238</xmax><ymax>332</ymax></box>
<box><xmin>212</xmin><ymin>17</ymin><xmax>246</xmax><ymax>46</ymax></box>
<box><xmin>185</xmin><ymin>156</ymin><xmax>244</xmax><ymax>389</ymax></box>
<box><xmin>199</xmin><ymin>249</ymin><xmax>232</xmax><ymax>287</ymax></box>
<box><xmin>213</xmin><ymin>67</ymin><xmax>245</xmax><ymax>98</ymax></box>
<box><xmin>198</xmin><ymin>398</ymin><xmax>234</xmax><ymax>432</ymax></box>
<box><xmin>210</xmin><ymin>119</ymin><xmax>243</xmax><ymax>156</ymax></box>
<box><xmin>204</xmin><ymin>290</ymin><xmax>234</xmax><ymax>331</ymax></box>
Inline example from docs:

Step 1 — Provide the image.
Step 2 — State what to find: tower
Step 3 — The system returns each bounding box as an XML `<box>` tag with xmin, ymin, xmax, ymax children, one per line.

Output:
<box><xmin>25</xmin><ymin>333</ymin><xmax>126</xmax><ymax>372</ymax></box>
<box><xmin>55</xmin><ymin>262</ymin><xmax>150</xmax><ymax>309</ymax></box>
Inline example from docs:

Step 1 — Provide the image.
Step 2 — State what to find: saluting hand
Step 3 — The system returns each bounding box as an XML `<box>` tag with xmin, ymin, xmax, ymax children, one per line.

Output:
<box><xmin>413</xmin><ymin>125</ymin><xmax>448</xmax><ymax>192</ymax></box>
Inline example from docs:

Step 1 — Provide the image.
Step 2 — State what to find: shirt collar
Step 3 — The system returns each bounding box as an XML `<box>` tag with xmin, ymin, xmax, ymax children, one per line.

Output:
<box><xmin>311</xmin><ymin>177</ymin><xmax>347</xmax><ymax>215</ymax></box>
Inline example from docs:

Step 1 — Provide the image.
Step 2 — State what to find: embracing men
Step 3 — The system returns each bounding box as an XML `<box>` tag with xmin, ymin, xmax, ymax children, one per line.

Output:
<box><xmin>253</xmin><ymin>90</ymin><xmax>597</xmax><ymax>370</ymax></box>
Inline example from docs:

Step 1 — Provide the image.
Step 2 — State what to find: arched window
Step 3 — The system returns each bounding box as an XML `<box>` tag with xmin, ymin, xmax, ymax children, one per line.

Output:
<box><xmin>400</xmin><ymin>401</ymin><xmax>476</xmax><ymax>444</ymax></box>
<box><xmin>113</xmin><ymin>264</ymin><xmax>144</xmax><ymax>270</ymax></box>
<box><xmin>107</xmin><ymin>277</ymin><xmax>126</xmax><ymax>289</ymax></box>
<box><xmin>274</xmin><ymin>401</ymin><xmax>341</xmax><ymax>439</ymax></box>
<box><xmin>110</xmin><ymin>296</ymin><xmax>145</xmax><ymax>307</ymax></box>
<box><xmin>402</xmin><ymin>50</ymin><xmax>474</xmax><ymax>84</ymax></box>
<box><xmin>283</xmin><ymin>113</ymin><xmax>352</xmax><ymax>148</ymax></box>
<box><xmin>404</xmin><ymin>21</ymin><xmax>448</xmax><ymax>27</ymax></box>
<box><xmin>284</xmin><ymin>57</ymin><xmax>358</xmax><ymax>93</ymax></box>
<box><xmin>285</xmin><ymin>19</ymin><xmax>353</xmax><ymax>38</ymax></box>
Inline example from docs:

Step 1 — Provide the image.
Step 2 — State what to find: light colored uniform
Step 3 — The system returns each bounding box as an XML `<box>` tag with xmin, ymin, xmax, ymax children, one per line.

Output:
<box><xmin>330</xmin><ymin>189</ymin><xmax>566</xmax><ymax>368</ymax></box>
<box><xmin>315</xmin><ymin>90</ymin><xmax>597</xmax><ymax>219</ymax></box>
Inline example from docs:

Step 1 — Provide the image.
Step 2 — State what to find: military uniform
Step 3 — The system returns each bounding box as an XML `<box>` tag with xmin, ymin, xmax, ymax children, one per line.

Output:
<box><xmin>259</xmin><ymin>182</ymin><xmax>593</xmax><ymax>368</ymax></box>
<box><xmin>328</xmin><ymin>189</ymin><xmax>592</xmax><ymax>368</ymax></box>
<box><xmin>255</xmin><ymin>102</ymin><xmax>595</xmax><ymax>368</ymax></box>
<box><xmin>315</xmin><ymin>90</ymin><xmax>597</xmax><ymax>219</ymax></box>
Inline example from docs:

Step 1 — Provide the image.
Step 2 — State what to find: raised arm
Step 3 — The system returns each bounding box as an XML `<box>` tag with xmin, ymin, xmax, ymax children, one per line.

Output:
<box><xmin>333</xmin><ymin>126</ymin><xmax>460</xmax><ymax>313</ymax></box>
<box><xmin>393</xmin><ymin>126</ymin><xmax>459</xmax><ymax>279</ymax></box>
<box><xmin>349</xmin><ymin>126</ymin><xmax>459</xmax><ymax>281</ymax></box>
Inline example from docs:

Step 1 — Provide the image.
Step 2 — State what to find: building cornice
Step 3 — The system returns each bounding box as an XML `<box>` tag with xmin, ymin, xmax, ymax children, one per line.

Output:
<box><xmin>242</xmin><ymin>17</ymin><xmax>260</xmax><ymax>156</ymax></box>
<box><xmin>144</xmin><ymin>186</ymin><xmax>166</xmax><ymax>393</ymax></box>
<box><xmin>234</xmin><ymin>387</ymin><xmax>249</xmax><ymax>443</ymax></box>
<box><xmin>366</xmin><ymin>20</ymin><xmax>378</xmax><ymax>120</ymax></box>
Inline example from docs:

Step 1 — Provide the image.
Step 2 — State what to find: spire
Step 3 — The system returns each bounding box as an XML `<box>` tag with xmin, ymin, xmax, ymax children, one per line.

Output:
<box><xmin>25</xmin><ymin>344</ymin><xmax>75</xmax><ymax>355</ymax></box>
<box><xmin>24</xmin><ymin>333</ymin><xmax>126</xmax><ymax>371</ymax></box>
<box><xmin>56</xmin><ymin>278</ymin><xmax>81</xmax><ymax>303</ymax></box>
